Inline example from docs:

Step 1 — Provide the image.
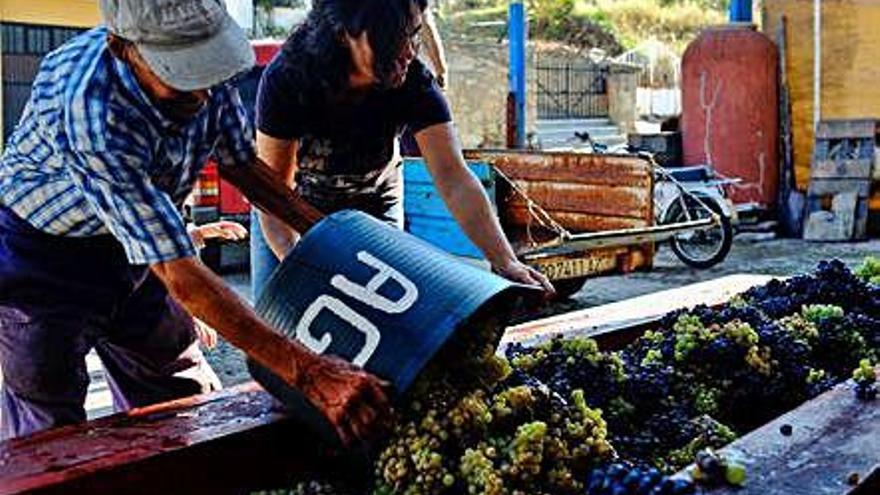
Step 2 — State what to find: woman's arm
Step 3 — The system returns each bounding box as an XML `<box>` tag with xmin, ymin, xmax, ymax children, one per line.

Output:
<box><xmin>255</xmin><ymin>130</ymin><xmax>302</xmax><ymax>260</ymax></box>
<box><xmin>416</xmin><ymin>123</ymin><xmax>554</xmax><ymax>293</ymax></box>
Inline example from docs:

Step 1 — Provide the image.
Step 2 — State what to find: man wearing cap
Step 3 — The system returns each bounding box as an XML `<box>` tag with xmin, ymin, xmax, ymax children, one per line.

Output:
<box><xmin>252</xmin><ymin>0</ymin><xmax>554</xmax><ymax>300</ymax></box>
<box><xmin>0</xmin><ymin>0</ymin><xmax>388</xmax><ymax>443</ymax></box>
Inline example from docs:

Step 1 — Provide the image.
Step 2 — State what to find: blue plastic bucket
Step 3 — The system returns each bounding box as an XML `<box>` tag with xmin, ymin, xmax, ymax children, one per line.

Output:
<box><xmin>248</xmin><ymin>210</ymin><xmax>536</xmax><ymax>444</ymax></box>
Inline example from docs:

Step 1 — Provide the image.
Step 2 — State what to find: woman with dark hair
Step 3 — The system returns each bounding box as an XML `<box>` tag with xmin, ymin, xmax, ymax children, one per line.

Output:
<box><xmin>252</xmin><ymin>0</ymin><xmax>554</xmax><ymax>297</ymax></box>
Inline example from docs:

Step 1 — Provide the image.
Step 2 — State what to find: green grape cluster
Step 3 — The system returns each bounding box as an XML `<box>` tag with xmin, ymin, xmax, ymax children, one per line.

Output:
<box><xmin>719</xmin><ymin>320</ymin><xmax>759</xmax><ymax>348</ymax></box>
<box><xmin>447</xmin><ymin>390</ymin><xmax>493</xmax><ymax>440</ymax></box>
<box><xmin>780</xmin><ymin>313</ymin><xmax>819</xmax><ymax>341</ymax></box>
<box><xmin>801</xmin><ymin>304</ymin><xmax>845</xmax><ymax>323</ymax></box>
<box><xmin>853</xmin><ymin>359</ymin><xmax>876</xmax><ymax>385</ymax></box>
<box><xmin>506</xmin><ymin>421</ymin><xmax>547</xmax><ymax>481</ymax></box>
<box><xmin>460</xmin><ymin>445</ymin><xmax>504</xmax><ymax>495</ymax></box>
<box><xmin>855</xmin><ymin>256</ymin><xmax>880</xmax><ymax>285</ymax></box>
<box><xmin>744</xmin><ymin>345</ymin><xmax>774</xmax><ymax>376</ymax></box>
<box><xmin>663</xmin><ymin>415</ymin><xmax>737</xmax><ymax>469</ymax></box>
<box><xmin>491</xmin><ymin>386</ymin><xmax>536</xmax><ymax>423</ymax></box>
<box><xmin>806</xmin><ymin>367</ymin><xmax>827</xmax><ymax>384</ymax></box>
<box><xmin>693</xmin><ymin>385</ymin><xmax>720</xmax><ymax>415</ymax></box>
<box><xmin>673</xmin><ymin>314</ymin><xmax>709</xmax><ymax>362</ymax></box>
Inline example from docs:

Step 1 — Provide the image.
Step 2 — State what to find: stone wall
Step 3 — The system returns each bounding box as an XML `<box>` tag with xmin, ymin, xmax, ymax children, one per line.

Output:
<box><xmin>442</xmin><ymin>39</ymin><xmax>539</xmax><ymax>149</ymax></box>
<box><xmin>607</xmin><ymin>64</ymin><xmax>640</xmax><ymax>133</ymax></box>
<box><xmin>442</xmin><ymin>40</ymin><xmax>639</xmax><ymax>148</ymax></box>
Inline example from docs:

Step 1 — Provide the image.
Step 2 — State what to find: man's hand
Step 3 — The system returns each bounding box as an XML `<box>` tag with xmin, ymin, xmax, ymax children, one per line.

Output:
<box><xmin>188</xmin><ymin>220</ymin><xmax>248</xmax><ymax>249</ymax></box>
<box><xmin>493</xmin><ymin>258</ymin><xmax>556</xmax><ymax>296</ymax></box>
<box><xmin>296</xmin><ymin>354</ymin><xmax>392</xmax><ymax>446</ymax></box>
<box><xmin>193</xmin><ymin>318</ymin><xmax>218</xmax><ymax>349</ymax></box>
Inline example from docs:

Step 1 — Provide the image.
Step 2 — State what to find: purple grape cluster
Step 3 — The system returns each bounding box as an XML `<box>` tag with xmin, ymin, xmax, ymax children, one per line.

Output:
<box><xmin>586</xmin><ymin>463</ymin><xmax>694</xmax><ymax>495</ymax></box>
<box><xmin>287</xmin><ymin>260</ymin><xmax>879</xmax><ymax>494</ymax></box>
<box><xmin>506</xmin><ymin>259</ymin><xmax>880</xmax><ymax>471</ymax></box>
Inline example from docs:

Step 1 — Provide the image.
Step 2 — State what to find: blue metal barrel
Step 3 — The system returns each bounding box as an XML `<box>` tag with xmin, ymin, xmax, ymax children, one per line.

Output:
<box><xmin>248</xmin><ymin>209</ymin><xmax>535</xmax><ymax>444</ymax></box>
<box><xmin>403</xmin><ymin>158</ymin><xmax>495</xmax><ymax>259</ymax></box>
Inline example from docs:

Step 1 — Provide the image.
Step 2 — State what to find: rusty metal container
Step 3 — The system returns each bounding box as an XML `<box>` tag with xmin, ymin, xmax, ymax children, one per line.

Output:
<box><xmin>463</xmin><ymin>150</ymin><xmax>656</xmax><ymax>281</ymax></box>
<box><xmin>681</xmin><ymin>25</ymin><xmax>779</xmax><ymax>207</ymax></box>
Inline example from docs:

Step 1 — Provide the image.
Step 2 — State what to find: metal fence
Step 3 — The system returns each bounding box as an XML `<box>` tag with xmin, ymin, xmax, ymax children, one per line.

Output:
<box><xmin>2</xmin><ymin>23</ymin><xmax>84</xmax><ymax>143</ymax></box>
<box><xmin>535</xmin><ymin>62</ymin><xmax>609</xmax><ymax>119</ymax></box>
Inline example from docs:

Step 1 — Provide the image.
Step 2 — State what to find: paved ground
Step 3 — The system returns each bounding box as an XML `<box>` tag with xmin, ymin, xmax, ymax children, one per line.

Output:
<box><xmin>206</xmin><ymin>235</ymin><xmax>880</xmax><ymax>386</ymax></box>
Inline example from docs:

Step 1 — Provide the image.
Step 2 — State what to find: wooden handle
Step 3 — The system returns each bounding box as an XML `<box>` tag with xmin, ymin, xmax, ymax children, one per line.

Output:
<box><xmin>218</xmin><ymin>158</ymin><xmax>324</xmax><ymax>233</ymax></box>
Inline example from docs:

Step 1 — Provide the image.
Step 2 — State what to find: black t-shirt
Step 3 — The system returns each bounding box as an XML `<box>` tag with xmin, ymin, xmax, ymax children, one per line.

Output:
<box><xmin>256</xmin><ymin>57</ymin><xmax>451</xmax><ymax>214</ymax></box>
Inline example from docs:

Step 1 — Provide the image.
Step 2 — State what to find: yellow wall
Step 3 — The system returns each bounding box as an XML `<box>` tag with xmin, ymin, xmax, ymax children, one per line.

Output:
<box><xmin>764</xmin><ymin>0</ymin><xmax>880</xmax><ymax>209</ymax></box>
<box><xmin>0</xmin><ymin>0</ymin><xmax>99</xmax><ymax>27</ymax></box>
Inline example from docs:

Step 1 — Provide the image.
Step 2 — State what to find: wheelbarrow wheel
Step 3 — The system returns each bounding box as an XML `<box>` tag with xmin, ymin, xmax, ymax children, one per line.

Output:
<box><xmin>665</xmin><ymin>196</ymin><xmax>733</xmax><ymax>269</ymax></box>
<box><xmin>551</xmin><ymin>276</ymin><xmax>589</xmax><ymax>299</ymax></box>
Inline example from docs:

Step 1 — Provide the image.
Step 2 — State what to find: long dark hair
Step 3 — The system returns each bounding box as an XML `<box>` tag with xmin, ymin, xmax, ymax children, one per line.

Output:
<box><xmin>280</xmin><ymin>0</ymin><xmax>427</xmax><ymax>95</ymax></box>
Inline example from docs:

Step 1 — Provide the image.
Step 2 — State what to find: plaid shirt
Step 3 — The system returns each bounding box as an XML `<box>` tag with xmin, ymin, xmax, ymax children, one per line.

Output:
<box><xmin>0</xmin><ymin>27</ymin><xmax>254</xmax><ymax>264</ymax></box>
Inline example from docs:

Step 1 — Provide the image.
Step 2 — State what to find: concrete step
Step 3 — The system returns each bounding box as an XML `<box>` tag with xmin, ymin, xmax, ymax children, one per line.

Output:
<box><xmin>536</xmin><ymin>118</ymin><xmax>613</xmax><ymax>129</ymax></box>
<box><xmin>538</xmin><ymin>133</ymin><xmax>627</xmax><ymax>151</ymax></box>
<box><xmin>535</xmin><ymin>126</ymin><xmax>621</xmax><ymax>140</ymax></box>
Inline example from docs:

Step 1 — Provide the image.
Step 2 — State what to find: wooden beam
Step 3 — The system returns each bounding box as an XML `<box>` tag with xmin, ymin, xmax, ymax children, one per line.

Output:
<box><xmin>0</xmin><ymin>382</ymin><xmax>332</xmax><ymax>495</ymax></box>
<box><xmin>500</xmin><ymin>274</ymin><xmax>776</xmax><ymax>350</ymax></box>
<box><xmin>682</xmin><ymin>369</ymin><xmax>880</xmax><ymax>495</ymax></box>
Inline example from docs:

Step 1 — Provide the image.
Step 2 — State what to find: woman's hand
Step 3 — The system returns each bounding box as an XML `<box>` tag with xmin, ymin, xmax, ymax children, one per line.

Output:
<box><xmin>493</xmin><ymin>258</ymin><xmax>556</xmax><ymax>296</ymax></box>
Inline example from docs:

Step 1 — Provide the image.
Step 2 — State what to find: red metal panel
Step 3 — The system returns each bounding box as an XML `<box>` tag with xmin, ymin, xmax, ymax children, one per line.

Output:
<box><xmin>464</xmin><ymin>150</ymin><xmax>655</xmax><ymax>279</ymax></box>
<box><xmin>219</xmin><ymin>177</ymin><xmax>251</xmax><ymax>215</ymax></box>
<box><xmin>465</xmin><ymin>150</ymin><xmax>655</xmax><ymax>228</ymax></box>
<box><xmin>503</xmin><ymin>182</ymin><xmax>652</xmax><ymax>219</ymax></box>
<box><xmin>485</xmin><ymin>152</ymin><xmax>653</xmax><ymax>188</ymax></box>
<box><xmin>681</xmin><ymin>25</ymin><xmax>779</xmax><ymax>207</ymax></box>
<box><xmin>252</xmin><ymin>40</ymin><xmax>282</xmax><ymax>66</ymax></box>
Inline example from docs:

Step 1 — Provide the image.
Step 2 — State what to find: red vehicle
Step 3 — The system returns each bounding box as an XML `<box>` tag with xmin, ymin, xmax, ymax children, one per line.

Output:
<box><xmin>188</xmin><ymin>40</ymin><xmax>283</xmax><ymax>271</ymax></box>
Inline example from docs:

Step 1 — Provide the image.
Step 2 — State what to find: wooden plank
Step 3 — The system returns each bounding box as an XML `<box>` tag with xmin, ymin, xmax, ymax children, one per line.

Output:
<box><xmin>807</xmin><ymin>179</ymin><xmax>872</xmax><ymax>197</ymax></box>
<box><xmin>0</xmin><ymin>382</ymin><xmax>326</xmax><ymax>495</ymax></box>
<box><xmin>689</xmin><ymin>368</ymin><xmax>880</xmax><ymax>495</ymax></box>
<box><xmin>811</xmin><ymin>159</ymin><xmax>873</xmax><ymax>180</ymax></box>
<box><xmin>499</xmin><ymin>274</ymin><xmax>776</xmax><ymax>350</ymax></box>
<box><xmin>816</xmin><ymin>119</ymin><xmax>876</xmax><ymax>140</ymax></box>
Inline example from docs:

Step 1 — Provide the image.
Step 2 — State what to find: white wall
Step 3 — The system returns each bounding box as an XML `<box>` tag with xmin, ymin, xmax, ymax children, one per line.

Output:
<box><xmin>225</xmin><ymin>0</ymin><xmax>254</xmax><ymax>33</ymax></box>
<box><xmin>637</xmin><ymin>88</ymin><xmax>681</xmax><ymax>118</ymax></box>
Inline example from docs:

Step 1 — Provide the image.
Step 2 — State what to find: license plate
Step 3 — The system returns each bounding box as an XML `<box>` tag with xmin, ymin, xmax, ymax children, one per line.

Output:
<box><xmin>530</xmin><ymin>255</ymin><xmax>617</xmax><ymax>281</ymax></box>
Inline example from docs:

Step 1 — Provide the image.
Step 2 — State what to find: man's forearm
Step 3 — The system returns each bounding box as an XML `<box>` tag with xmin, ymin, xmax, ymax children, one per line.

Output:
<box><xmin>151</xmin><ymin>257</ymin><xmax>313</xmax><ymax>384</ymax></box>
